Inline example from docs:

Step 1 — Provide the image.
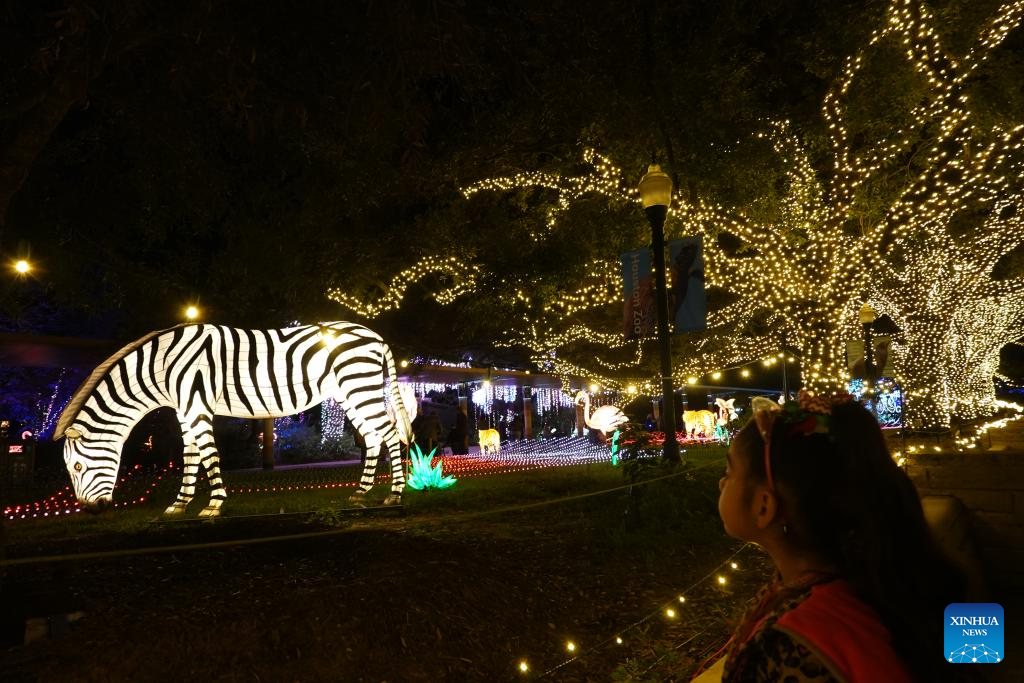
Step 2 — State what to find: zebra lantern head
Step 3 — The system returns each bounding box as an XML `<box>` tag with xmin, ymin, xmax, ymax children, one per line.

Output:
<box><xmin>62</xmin><ymin>426</ymin><xmax>115</xmax><ymax>512</ymax></box>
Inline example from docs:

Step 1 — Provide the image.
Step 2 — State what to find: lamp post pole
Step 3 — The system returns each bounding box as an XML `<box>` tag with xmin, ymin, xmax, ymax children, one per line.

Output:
<box><xmin>859</xmin><ymin>302</ymin><xmax>878</xmax><ymax>384</ymax></box>
<box><xmin>639</xmin><ymin>164</ymin><xmax>680</xmax><ymax>463</ymax></box>
<box><xmin>781</xmin><ymin>331</ymin><xmax>789</xmax><ymax>401</ymax></box>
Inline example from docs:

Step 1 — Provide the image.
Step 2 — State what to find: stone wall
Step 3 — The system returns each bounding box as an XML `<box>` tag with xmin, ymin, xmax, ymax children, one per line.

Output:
<box><xmin>906</xmin><ymin>450</ymin><xmax>1024</xmax><ymax>591</ymax></box>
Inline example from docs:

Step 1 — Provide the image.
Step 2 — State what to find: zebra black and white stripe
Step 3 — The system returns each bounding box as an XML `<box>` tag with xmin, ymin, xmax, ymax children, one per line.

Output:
<box><xmin>54</xmin><ymin>322</ymin><xmax>412</xmax><ymax>516</ymax></box>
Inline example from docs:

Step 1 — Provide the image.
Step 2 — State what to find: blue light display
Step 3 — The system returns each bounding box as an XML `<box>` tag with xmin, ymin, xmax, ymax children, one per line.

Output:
<box><xmin>847</xmin><ymin>377</ymin><xmax>904</xmax><ymax>428</ymax></box>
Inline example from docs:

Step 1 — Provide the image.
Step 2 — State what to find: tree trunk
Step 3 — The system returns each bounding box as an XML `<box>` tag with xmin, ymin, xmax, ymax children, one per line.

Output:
<box><xmin>947</xmin><ymin>350</ymin><xmax>1000</xmax><ymax>422</ymax></box>
<box><xmin>795</xmin><ymin>318</ymin><xmax>847</xmax><ymax>395</ymax></box>
<box><xmin>899</xmin><ymin>314</ymin><xmax>952</xmax><ymax>430</ymax></box>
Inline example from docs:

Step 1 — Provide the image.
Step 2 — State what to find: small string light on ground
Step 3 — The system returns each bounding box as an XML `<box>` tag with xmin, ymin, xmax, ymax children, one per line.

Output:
<box><xmin>522</xmin><ymin>544</ymin><xmax>752</xmax><ymax>679</ymax></box>
<box><xmin>4</xmin><ymin>462</ymin><xmax>178</xmax><ymax>520</ymax></box>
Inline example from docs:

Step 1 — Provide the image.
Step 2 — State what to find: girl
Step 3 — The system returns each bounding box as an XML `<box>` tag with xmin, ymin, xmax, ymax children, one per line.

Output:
<box><xmin>702</xmin><ymin>390</ymin><xmax>970</xmax><ymax>682</ymax></box>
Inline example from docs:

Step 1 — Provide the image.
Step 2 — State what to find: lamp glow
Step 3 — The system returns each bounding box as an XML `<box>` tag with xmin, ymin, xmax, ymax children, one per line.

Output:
<box><xmin>185</xmin><ymin>306</ymin><xmax>199</xmax><ymax>320</ymax></box>
<box><xmin>14</xmin><ymin>260</ymin><xmax>30</xmax><ymax>274</ymax></box>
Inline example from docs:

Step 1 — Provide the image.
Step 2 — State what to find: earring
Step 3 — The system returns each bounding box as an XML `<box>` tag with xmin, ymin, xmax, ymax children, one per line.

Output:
<box><xmin>782</xmin><ymin>522</ymin><xmax>789</xmax><ymax>536</ymax></box>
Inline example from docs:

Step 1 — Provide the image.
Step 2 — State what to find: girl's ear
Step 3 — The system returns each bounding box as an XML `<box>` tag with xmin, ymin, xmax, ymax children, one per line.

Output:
<box><xmin>753</xmin><ymin>487</ymin><xmax>782</xmax><ymax>530</ymax></box>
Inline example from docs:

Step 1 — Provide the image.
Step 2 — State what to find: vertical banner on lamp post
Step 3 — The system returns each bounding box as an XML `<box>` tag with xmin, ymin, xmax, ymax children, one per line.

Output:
<box><xmin>846</xmin><ymin>336</ymin><xmax>894</xmax><ymax>377</ymax></box>
<box><xmin>668</xmin><ymin>236</ymin><xmax>707</xmax><ymax>333</ymax></box>
<box><xmin>621</xmin><ymin>248</ymin><xmax>655</xmax><ymax>340</ymax></box>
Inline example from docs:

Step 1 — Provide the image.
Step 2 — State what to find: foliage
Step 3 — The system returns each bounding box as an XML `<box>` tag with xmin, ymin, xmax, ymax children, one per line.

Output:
<box><xmin>405</xmin><ymin>443</ymin><xmax>457</xmax><ymax>490</ymax></box>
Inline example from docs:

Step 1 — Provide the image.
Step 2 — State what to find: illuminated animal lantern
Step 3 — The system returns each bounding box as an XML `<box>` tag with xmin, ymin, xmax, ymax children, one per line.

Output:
<box><xmin>388</xmin><ymin>383</ymin><xmax>418</xmax><ymax>425</ymax></box>
<box><xmin>478</xmin><ymin>428</ymin><xmax>501</xmax><ymax>455</ymax></box>
<box><xmin>682</xmin><ymin>410</ymin><xmax>717</xmax><ymax>439</ymax></box>
<box><xmin>715</xmin><ymin>398</ymin><xmax>738</xmax><ymax>427</ymax></box>
<box><xmin>575</xmin><ymin>391</ymin><xmax>628</xmax><ymax>435</ymax></box>
<box><xmin>54</xmin><ymin>322</ymin><xmax>413</xmax><ymax>516</ymax></box>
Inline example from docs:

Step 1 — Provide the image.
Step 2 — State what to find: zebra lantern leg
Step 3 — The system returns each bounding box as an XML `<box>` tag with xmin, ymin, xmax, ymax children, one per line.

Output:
<box><xmin>348</xmin><ymin>489</ymin><xmax>368</xmax><ymax>507</ymax></box>
<box><xmin>383</xmin><ymin>493</ymin><xmax>402</xmax><ymax>506</ymax></box>
<box><xmin>165</xmin><ymin>450</ymin><xmax>201</xmax><ymax>515</ymax></box>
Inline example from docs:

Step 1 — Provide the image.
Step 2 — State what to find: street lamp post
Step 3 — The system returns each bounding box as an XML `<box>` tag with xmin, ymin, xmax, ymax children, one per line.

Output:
<box><xmin>859</xmin><ymin>302</ymin><xmax>878</xmax><ymax>383</ymax></box>
<box><xmin>639</xmin><ymin>164</ymin><xmax>681</xmax><ymax>463</ymax></box>
<box><xmin>781</xmin><ymin>331</ymin><xmax>789</xmax><ymax>401</ymax></box>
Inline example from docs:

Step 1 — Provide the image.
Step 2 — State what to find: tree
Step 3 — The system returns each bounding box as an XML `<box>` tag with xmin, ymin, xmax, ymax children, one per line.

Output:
<box><xmin>326</xmin><ymin>1</ymin><xmax>1024</xmax><ymax>433</ymax></box>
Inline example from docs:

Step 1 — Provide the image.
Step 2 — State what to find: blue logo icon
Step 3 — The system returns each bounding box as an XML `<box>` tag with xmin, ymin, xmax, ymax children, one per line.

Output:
<box><xmin>945</xmin><ymin>603</ymin><xmax>1003</xmax><ymax>663</ymax></box>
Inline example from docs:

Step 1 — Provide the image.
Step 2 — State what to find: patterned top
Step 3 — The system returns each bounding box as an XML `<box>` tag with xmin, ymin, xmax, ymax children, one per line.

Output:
<box><xmin>721</xmin><ymin>578</ymin><xmax>842</xmax><ymax>683</ymax></box>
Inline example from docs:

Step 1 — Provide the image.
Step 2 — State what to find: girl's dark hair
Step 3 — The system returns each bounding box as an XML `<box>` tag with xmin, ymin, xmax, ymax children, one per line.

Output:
<box><xmin>735</xmin><ymin>400</ymin><xmax>969</xmax><ymax>683</ymax></box>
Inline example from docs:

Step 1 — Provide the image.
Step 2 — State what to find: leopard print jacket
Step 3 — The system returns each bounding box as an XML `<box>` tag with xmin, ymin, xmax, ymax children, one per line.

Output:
<box><xmin>721</xmin><ymin>581</ymin><xmax>843</xmax><ymax>683</ymax></box>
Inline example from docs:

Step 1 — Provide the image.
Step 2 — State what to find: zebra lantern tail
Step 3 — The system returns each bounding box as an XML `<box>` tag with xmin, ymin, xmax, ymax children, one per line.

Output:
<box><xmin>384</xmin><ymin>344</ymin><xmax>413</xmax><ymax>444</ymax></box>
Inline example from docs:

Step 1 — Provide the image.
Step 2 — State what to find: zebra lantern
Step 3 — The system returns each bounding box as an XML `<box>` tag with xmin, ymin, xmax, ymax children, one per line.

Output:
<box><xmin>54</xmin><ymin>322</ymin><xmax>413</xmax><ymax>516</ymax></box>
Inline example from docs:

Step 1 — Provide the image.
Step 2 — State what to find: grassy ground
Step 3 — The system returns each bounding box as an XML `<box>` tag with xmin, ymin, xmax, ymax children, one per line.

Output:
<box><xmin>0</xmin><ymin>445</ymin><xmax>774</xmax><ymax>682</ymax></box>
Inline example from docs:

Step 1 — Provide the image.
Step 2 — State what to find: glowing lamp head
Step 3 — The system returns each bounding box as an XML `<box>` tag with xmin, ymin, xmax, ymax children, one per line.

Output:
<box><xmin>14</xmin><ymin>259</ymin><xmax>30</xmax><ymax>274</ymax></box>
<box><xmin>741</xmin><ymin>369</ymin><xmax>750</xmax><ymax>378</ymax></box>
<box><xmin>686</xmin><ymin>376</ymin><xmax>697</xmax><ymax>385</ymax></box>
<box><xmin>638</xmin><ymin>164</ymin><xmax>673</xmax><ymax>209</ymax></box>
<box><xmin>859</xmin><ymin>302</ymin><xmax>878</xmax><ymax>325</ymax></box>
<box><xmin>566</xmin><ymin>641</ymin><xmax>576</xmax><ymax>652</ymax></box>
<box><xmin>61</xmin><ymin>425</ymin><xmax>116</xmax><ymax>511</ymax></box>
<box><xmin>518</xmin><ymin>661</ymin><xmax>528</xmax><ymax>673</ymax></box>
<box><xmin>627</xmin><ymin>384</ymin><xmax>637</xmax><ymax>394</ymax></box>
<box><xmin>185</xmin><ymin>305</ymin><xmax>200</xmax><ymax>320</ymax></box>
<box><xmin>400</xmin><ymin>360</ymin><xmax>409</xmax><ymax>368</ymax></box>
<box><xmin>589</xmin><ymin>383</ymin><xmax>598</xmax><ymax>393</ymax></box>
<box><xmin>711</xmin><ymin>372</ymin><xmax>721</xmax><ymax>380</ymax></box>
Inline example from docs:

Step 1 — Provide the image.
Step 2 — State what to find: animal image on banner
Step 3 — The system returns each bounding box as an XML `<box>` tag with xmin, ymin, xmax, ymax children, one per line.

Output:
<box><xmin>669</xmin><ymin>236</ymin><xmax>707</xmax><ymax>333</ymax></box>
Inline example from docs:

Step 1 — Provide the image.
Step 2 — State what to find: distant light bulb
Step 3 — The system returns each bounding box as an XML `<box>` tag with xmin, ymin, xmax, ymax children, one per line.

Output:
<box><xmin>589</xmin><ymin>383</ymin><xmax>598</xmax><ymax>392</ymax></box>
<box><xmin>14</xmin><ymin>260</ymin><xmax>30</xmax><ymax>273</ymax></box>
<box><xmin>615</xmin><ymin>636</ymin><xmax>623</xmax><ymax>644</ymax></box>
<box><xmin>717</xmin><ymin>576</ymin><xmax>727</xmax><ymax>585</ymax></box>
<box><xmin>678</xmin><ymin>595</ymin><xmax>686</xmax><ymax>603</ymax></box>
<box><xmin>519</xmin><ymin>661</ymin><xmax>528</xmax><ymax>673</ymax></box>
<box><xmin>741</xmin><ymin>369</ymin><xmax>750</xmax><ymax>378</ymax></box>
<box><xmin>400</xmin><ymin>360</ymin><xmax>409</xmax><ymax>368</ymax></box>
<box><xmin>185</xmin><ymin>306</ymin><xmax>199</xmax><ymax>320</ymax></box>
<box><xmin>711</xmin><ymin>372</ymin><xmax>721</xmax><ymax>380</ymax></box>
<box><xmin>566</xmin><ymin>641</ymin><xmax>576</xmax><ymax>652</ymax></box>
<box><xmin>687</xmin><ymin>377</ymin><xmax>697</xmax><ymax>385</ymax></box>
<box><xmin>666</xmin><ymin>608</ymin><xmax>676</xmax><ymax>618</ymax></box>
<box><xmin>730</xmin><ymin>562</ymin><xmax>738</xmax><ymax>569</ymax></box>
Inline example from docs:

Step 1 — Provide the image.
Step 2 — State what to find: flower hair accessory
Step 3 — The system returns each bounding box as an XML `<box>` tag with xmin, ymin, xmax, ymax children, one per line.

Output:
<box><xmin>750</xmin><ymin>389</ymin><xmax>854</xmax><ymax>490</ymax></box>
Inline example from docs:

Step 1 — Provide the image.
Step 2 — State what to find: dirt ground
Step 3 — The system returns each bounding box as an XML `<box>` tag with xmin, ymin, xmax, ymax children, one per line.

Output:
<box><xmin>0</xmin><ymin>472</ymin><xmax>770</xmax><ymax>682</ymax></box>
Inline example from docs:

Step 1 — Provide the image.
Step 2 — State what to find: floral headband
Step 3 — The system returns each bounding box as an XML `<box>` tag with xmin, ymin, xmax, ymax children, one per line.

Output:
<box><xmin>750</xmin><ymin>389</ymin><xmax>854</xmax><ymax>491</ymax></box>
